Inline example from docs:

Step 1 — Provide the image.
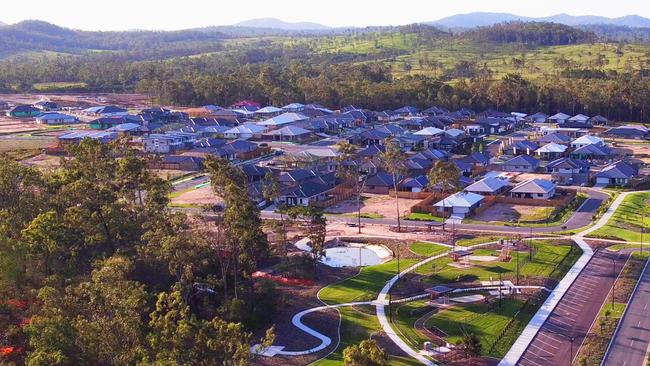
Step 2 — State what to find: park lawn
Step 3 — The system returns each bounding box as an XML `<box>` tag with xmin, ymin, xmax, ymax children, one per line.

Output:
<box><xmin>588</xmin><ymin>192</ymin><xmax>650</xmax><ymax>242</ymax></box>
<box><xmin>606</xmin><ymin>243</ymin><xmax>648</xmax><ymax>252</ymax></box>
<box><xmin>393</xmin><ymin>300</ymin><xmax>434</xmax><ymax>350</ymax></box>
<box><xmin>404</xmin><ymin>212</ymin><xmax>444</xmax><ymax>222</ymax></box>
<box><xmin>455</xmin><ymin>235</ymin><xmax>504</xmax><ymax>247</ymax></box>
<box><xmin>409</xmin><ymin>242</ymin><xmax>449</xmax><ymax>257</ymax></box>
<box><xmin>342</xmin><ymin>212</ymin><xmax>385</xmax><ymax>219</ymax></box>
<box><xmin>416</xmin><ymin>241</ymin><xmax>579</xmax><ymax>284</ymax></box>
<box><xmin>425</xmin><ymin>298</ymin><xmax>526</xmax><ymax>357</ymax></box>
<box><xmin>319</xmin><ymin>259</ymin><xmax>418</xmax><ymax>305</ymax></box>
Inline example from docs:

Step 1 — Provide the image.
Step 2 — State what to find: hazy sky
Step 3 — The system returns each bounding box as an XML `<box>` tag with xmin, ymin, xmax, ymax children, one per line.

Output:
<box><xmin>2</xmin><ymin>0</ymin><xmax>648</xmax><ymax>31</ymax></box>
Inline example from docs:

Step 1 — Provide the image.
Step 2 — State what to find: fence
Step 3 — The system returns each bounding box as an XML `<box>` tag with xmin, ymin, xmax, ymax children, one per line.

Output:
<box><xmin>310</xmin><ymin>185</ymin><xmax>356</xmax><ymax>208</ymax></box>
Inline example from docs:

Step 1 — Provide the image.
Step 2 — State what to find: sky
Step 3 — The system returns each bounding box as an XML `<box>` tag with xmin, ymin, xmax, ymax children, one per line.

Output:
<box><xmin>1</xmin><ymin>0</ymin><xmax>649</xmax><ymax>31</ymax></box>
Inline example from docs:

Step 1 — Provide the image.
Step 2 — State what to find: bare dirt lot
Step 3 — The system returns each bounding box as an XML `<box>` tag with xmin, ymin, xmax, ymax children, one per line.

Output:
<box><xmin>325</xmin><ymin>193</ymin><xmax>422</xmax><ymax>219</ymax></box>
<box><xmin>0</xmin><ymin>92</ymin><xmax>151</xmax><ymax>109</ymax></box>
<box><xmin>170</xmin><ymin>185</ymin><xmax>223</xmax><ymax>207</ymax></box>
<box><xmin>501</xmin><ymin>172</ymin><xmax>553</xmax><ymax>182</ymax></box>
<box><xmin>472</xmin><ymin>203</ymin><xmax>555</xmax><ymax>223</ymax></box>
<box><xmin>610</xmin><ymin>140</ymin><xmax>650</xmax><ymax>162</ymax></box>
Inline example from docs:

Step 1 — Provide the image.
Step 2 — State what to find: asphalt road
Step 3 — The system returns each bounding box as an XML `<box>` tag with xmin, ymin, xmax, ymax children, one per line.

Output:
<box><xmin>601</xmin><ymin>258</ymin><xmax>650</xmax><ymax>366</ymax></box>
<box><xmin>518</xmin><ymin>250</ymin><xmax>630</xmax><ymax>366</ymax></box>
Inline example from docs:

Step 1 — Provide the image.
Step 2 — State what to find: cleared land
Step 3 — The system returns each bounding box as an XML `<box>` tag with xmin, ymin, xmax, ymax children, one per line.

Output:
<box><xmin>325</xmin><ymin>193</ymin><xmax>422</xmax><ymax>220</ymax></box>
<box><xmin>473</xmin><ymin>203</ymin><xmax>555</xmax><ymax>223</ymax></box>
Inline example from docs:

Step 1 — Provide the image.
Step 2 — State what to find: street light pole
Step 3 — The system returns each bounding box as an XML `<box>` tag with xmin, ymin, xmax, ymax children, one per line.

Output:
<box><xmin>610</xmin><ymin>257</ymin><xmax>616</xmax><ymax>310</ymax></box>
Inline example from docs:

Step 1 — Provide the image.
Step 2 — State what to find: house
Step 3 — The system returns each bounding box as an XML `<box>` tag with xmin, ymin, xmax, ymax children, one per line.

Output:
<box><xmin>548</xmin><ymin>112</ymin><xmax>571</xmax><ymax>124</ymax></box>
<box><xmin>258</xmin><ymin>112</ymin><xmax>308</xmax><ymax>128</ymax></box>
<box><xmin>507</xmin><ymin>140</ymin><xmax>538</xmax><ymax>155</ymax></box>
<box><xmin>589</xmin><ymin>115</ymin><xmax>609</xmax><ymax>126</ymax></box>
<box><xmin>240</xmin><ymin>164</ymin><xmax>273</xmax><ymax>183</ymax></box>
<box><xmin>365</xmin><ymin>172</ymin><xmax>397</xmax><ymax>194</ymax></box>
<box><xmin>230</xmin><ymin>100</ymin><xmax>261</xmax><ymax>109</ymax></box>
<box><xmin>82</xmin><ymin>105</ymin><xmax>128</xmax><ymax>117</ymax></box>
<box><xmin>570</xmin><ymin>135</ymin><xmax>604</xmax><ymax>149</ymax></box>
<box><xmin>452</xmin><ymin>159</ymin><xmax>473</xmax><ymax>177</ymax></box>
<box><xmin>89</xmin><ymin>115</ymin><xmax>143</xmax><ymax>130</ymax></box>
<box><xmin>282</xmin><ymin>103</ymin><xmax>306</xmax><ymax>112</ymax></box>
<box><xmin>254</xmin><ymin>106</ymin><xmax>283</xmax><ymax>117</ymax></box>
<box><xmin>357</xmin><ymin>144</ymin><xmax>386</xmax><ymax>158</ymax></box>
<box><xmin>459</xmin><ymin>152</ymin><xmax>490</xmax><ymax>167</ymax></box>
<box><xmin>570</xmin><ymin>144</ymin><xmax>611</xmax><ymax>162</ymax></box>
<box><xmin>413</xmin><ymin>127</ymin><xmax>444</xmax><ymax>137</ymax></box>
<box><xmin>225</xmin><ymin>139</ymin><xmax>263</xmax><ymax>160</ymax></box>
<box><xmin>393</xmin><ymin>106</ymin><xmax>420</xmax><ymax>116</ymax></box>
<box><xmin>264</xmin><ymin>125</ymin><xmax>312</xmax><ymax>142</ymax></box>
<box><xmin>143</xmin><ymin>132</ymin><xmax>198</xmax><ymax>154</ymax></box>
<box><xmin>594</xmin><ymin>161</ymin><xmax>638</xmax><ymax>187</ymax></box>
<box><xmin>278</xmin><ymin>181</ymin><xmax>332</xmax><ymax>206</ymax></box>
<box><xmin>546</xmin><ymin>158</ymin><xmax>590</xmax><ymax>185</ymax></box>
<box><xmin>401</xmin><ymin>175</ymin><xmax>429</xmax><ymax>192</ymax></box>
<box><xmin>605</xmin><ymin>125</ymin><xmax>649</xmax><ymax>140</ymax></box>
<box><xmin>6</xmin><ymin>105</ymin><xmax>40</xmax><ymax>118</ymax></box>
<box><xmin>464</xmin><ymin>177</ymin><xmax>509</xmax><ymax>196</ymax></box>
<box><xmin>349</xmin><ymin>129</ymin><xmax>391</xmax><ymax>146</ymax></box>
<box><xmin>106</xmin><ymin>123</ymin><xmax>145</xmax><ymax>136</ymax></box>
<box><xmin>433</xmin><ymin>192</ymin><xmax>485</xmax><ymax>219</ymax></box>
<box><xmin>526</xmin><ymin>112</ymin><xmax>549</xmax><ymax>123</ymax></box>
<box><xmin>57</xmin><ymin>130</ymin><xmax>118</xmax><ymax>145</ymax></box>
<box><xmin>510</xmin><ymin>179</ymin><xmax>556</xmax><ymax>199</ymax></box>
<box><xmin>561</xmin><ymin>114</ymin><xmax>592</xmax><ymax>128</ymax></box>
<box><xmin>35</xmin><ymin>112</ymin><xmax>78</xmax><ymax>125</ymax></box>
<box><xmin>422</xmin><ymin>106</ymin><xmax>447</xmax><ymax>115</ymax></box>
<box><xmin>534</xmin><ymin>132</ymin><xmax>572</xmax><ymax>146</ymax></box>
<box><xmin>33</xmin><ymin>101</ymin><xmax>58</xmax><ymax>111</ymax></box>
<box><xmin>499</xmin><ymin>155</ymin><xmax>540</xmax><ymax>172</ymax></box>
<box><xmin>394</xmin><ymin>134</ymin><xmax>425</xmax><ymax>151</ymax></box>
<box><xmin>157</xmin><ymin>155</ymin><xmax>204</xmax><ymax>171</ymax></box>
<box><xmin>223</xmin><ymin>123</ymin><xmax>268</xmax><ymax>140</ymax></box>
<box><xmin>535</xmin><ymin>143</ymin><xmax>568</xmax><ymax>160</ymax></box>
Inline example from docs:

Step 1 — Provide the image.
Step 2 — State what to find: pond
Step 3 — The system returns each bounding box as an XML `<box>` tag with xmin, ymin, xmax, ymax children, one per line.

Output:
<box><xmin>295</xmin><ymin>238</ymin><xmax>392</xmax><ymax>268</ymax></box>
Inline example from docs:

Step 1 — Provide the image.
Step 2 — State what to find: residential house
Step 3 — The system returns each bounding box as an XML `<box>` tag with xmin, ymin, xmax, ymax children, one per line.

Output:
<box><xmin>264</xmin><ymin>125</ymin><xmax>312</xmax><ymax>142</ymax></box>
<box><xmin>253</xmin><ymin>106</ymin><xmax>283</xmax><ymax>117</ymax></box>
<box><xmin>143</xmin><ymin>132</ymin><xmax>198</xmax><ymax>154</ymax></box>
<box><xmin>499</xmin><ymin>155</ymin><xmax>540</xmax><ymax>172</ymax></box>
<box><xmin>157</xmin><ymin>155</ymin><xmax>203</xmax><ymax>171</ymax></box>
<box><xmin>365</xmin><ymin>172</ymin><xmax>397</xmax><ymax>194</ymax></box>
<box><xmin>89</xmin><ymin>115</ymin><xmax>144</xmax><ymax>130</ymax></box>
<box><xmin>459</xmin><ymin>152</ymin><xmax>490</xmax><ymax>167</ymax></box>
<box><xmin>535</xmin><ymin>143</ymin><xmax>568</xmax><ymax>160</ymax></box>
<box><xmin>106</xmin><ymin>123</ymin><xmax>145</xmax><ymax>136</ymax></box>
<box><xmin>561</xmin><ymin>114</ymin><xmax>592</xmax><ymax>128</ymax></box>
<box><xmin>240</xmin><ymin>164</ymin><xmax>273</xmax><ymax>183</ymax></box>
<box><xmin>278</xmin><ymin>181</ymin><xmax>332</xmax><ymax>206</ymax></box>
<box><xmin>82</xmin><ymin>105</ymin><xmax>128</xmax><ymax>117</ymax></box>
<box><xmin>507</xmin><ymin>140</ymin><xmax>538</xmax><ymax>155</ymax></box>
<box><xmin>401</xmin><ymin>175</ymin><xmax>429</xmax><ymax>192</ymax></box>
<box><xmin>433</xmin><ymin>192</ymin><xmax>485</xmax><ymax>219</ymax></box>
<box><xmin>33</xmin><ymin>101</ymin><xmax>58</xmax><ymax>111</ymax></box>
<box><xmin>570</xmin><ymin>135</ymin><xmax>604</xmax><ymax>149</ymax></box>
<box><xmin>393</xmin><ymin>106</ymin><xmax>420</xmax><ymax>117</ymax></box>
<box><xmin>258</xmin><ymin>112</ymin><xmax>308</xmax><ymax>128</ymax></box>
<box><xmin>223</xmin><ymin>123</ymin><xmax>268</xmax><ymax>140</ymax></box>
<box><xmin>605</xmin><ymin>125</ymin><xmax>649</xmax><ymax>140</ymax></box>
<box><xmin>464</xmin><ymin>177</ymin><xmax>509</xmax><ymax>196</ymax></box>
<box><xmin>452</xmin><ymin>159</ymin><xmax>473</xmax><ymax>177</ymax></box>
<box><xmin>281</xmin><ymin>103</ymin><xmax>306</xmax><ymax>112</ymax></box>
<box><xmin>548</xmin><ymin>112</ymin><xmax>571</xmax><ymax>124</ymax></box>
<box><xmin>6</xmin><ymin>105</ymin><xmax>40</xmax><ymax>118</ymax></box>
<box><xmin>357</xmin><ymin>144</ymin><xmax>386</xmax><ymax>158</ymax></box>
<box><xmin>58</xmin><ymin>130</ymin><xmax>118</xmax><ymax>145</ymax></box>
<box><xmin>510</xmin><ymin>179</ymin><xmax>556</xmax><ymax>199</ymax></box>
<box><xmin>534</xmin><ymin>132</ymin><xmax>572</xmax><ymax>146</ymax></box>
<box><xmin>589</xmin><ymin>115</ymin><xmax>609</xmax><ymax>126</ymax></box>
<box><xmin>226</xmin><ymin>139</ymin><xmax>263</xmax><ymax>160</ymax></box>
<box><xmin>414</xmin><ymin>127</ymin><xmax>444</xmax><ymax>137</ymax></box>
<box><xmin>546</xmin><ymin>158</ymin><xmax>590</xmax><ymax>185</ymax></box>
<box><xmin>570</xmin><ymin>144</ymin><xmax>611</xmax><ymax>162</ymax></box>
<box><xmin>594</xmin><ymin>161</ymin><xmax>638</xmax><ymax>187</ymax></box>
<box><xmin>35</xmin><ymin>112</ymin><xmax>78</xmax><ymax>125</ymax></box>
<box><xmin>526</xmin><ymin>112</ymin><xmax>549</xmax><ymax>123</ymax></box>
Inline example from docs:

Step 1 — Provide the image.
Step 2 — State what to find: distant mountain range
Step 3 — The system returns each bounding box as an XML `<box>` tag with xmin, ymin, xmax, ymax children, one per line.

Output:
<box><xmin>428</xmin><ymin>12</ymin><xmax>650</xmax><ymax>29</ymax></box>
<box><xmin>232</xmin><ymin>18</ymin><xmax>330</xmax><ymax>30</ymax></box>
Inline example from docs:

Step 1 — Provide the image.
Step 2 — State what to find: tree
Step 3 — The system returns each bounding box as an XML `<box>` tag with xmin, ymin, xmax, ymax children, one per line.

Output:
<box><xmin>343</xmin><ymin>339</ymin><xmax>388</xmax><ymax>366</ymax></box>
<box><xmin>427</xmin><ymin>160</ymin><xmax>461</xmax><ymax>230</ymax></box>
<box><xmin>307</xmin><ymin>209</ymin><xmax>327</xmax><ymax>272</ymax></box>
<box><xmin>461</xmin><ymin>334</ymin><xmax>482</xmax><ymax>360</ymax></box>
<box><xmin>335</xmin><ymin>141</ymin><xmax>366</xmax><ymax>233</ymax></box>
<box><xmin>146</xmin><ymin>290</ymin><xmax>274</xmax><ymax>366</ymax></box>
<box><xmin>379</xmin><ymin>139</ymin><xmax>407</xmax><ymax>232</ymax></box>
<box><xmin>262</xmin><ymin>172</ymin><xmax>288</xmax><ymax>256</ymax></box>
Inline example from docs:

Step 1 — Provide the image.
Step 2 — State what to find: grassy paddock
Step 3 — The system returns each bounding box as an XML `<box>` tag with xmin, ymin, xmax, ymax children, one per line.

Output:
<box><xmin>588</xmin><ymin>192</ymin><xmax>650</xmax><ymax>242</ymax></box>
<box><xmin>409</xmin><ymin>242</ymin><xmax>449</xmax><ymax>257</ymax></box>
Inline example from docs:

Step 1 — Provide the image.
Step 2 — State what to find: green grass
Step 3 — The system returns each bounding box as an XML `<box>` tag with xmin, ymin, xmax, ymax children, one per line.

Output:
<box><xmin>409</xmin><ymin>242</ymin><xmax>449</xmax><ymax>257</ymax></box>
<box><xmin>319</xmin><ymin>259</ymin><xmax>418</xmax><ymax>305</ymax></box>
<box><xmin>32</xmin><ymin>81</ymin><xmax>88</xmax><ymax>91</ymax></box>
<box><xmin>455</xmin><ymin>235</ymin><xmax>504</xmax><ymax>247</ymax></box>
<box><xmin>415</xmin><ymin>241</ymin><xmax>580</xmax><ymax>284</ymax></box>
<box><xmin>342</xmin><ymin>212</ymin><xmax>385</xmax><ymax>219</ymax></box>
<box><xmin>404</xmin><ymin>212</ymin><xmax>444</xmax><ymax>222</ymax></box>
<box><xmin>599</xmin><ymin>302</ymin><xmax>626</xmax><ymax>318</ymax></box>
<box><xmin>393</xmin><ymin>300</ymin><xmax>432</xmax><ymax>349</ymax></box>
<box><xmin>315</xmin><ymin>259</ymin><xmax>422</xmax><ymax>366</ymax></box>
<box><xmin>425</xmin><ymin>298</ymin><xmax>527</xmax><ymax>357</ymax></box>
<box><xmin>588</xmin><ymin>192</ymin><xmax>650</xmax><ymax>242</ymax></box>
<box><xmin>0</xmin><ymin>138</ymin><xmax>54</xmax><ymax>153</ymax></box>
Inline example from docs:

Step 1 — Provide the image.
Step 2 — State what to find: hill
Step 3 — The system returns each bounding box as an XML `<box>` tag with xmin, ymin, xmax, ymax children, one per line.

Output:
<box><xmin>232</xmin><ymin>18</ymin><xmax>330</xmax><ymax>30</ymax></box>
<box><xmin>429</xmin><ymin>12</ymin><xmax>650</xmax><ymax>29</ymax></box>
<box><xmin>0</xmin><ymin>20</ymin><xmax>227</xmax><ymax>59</ymax></box>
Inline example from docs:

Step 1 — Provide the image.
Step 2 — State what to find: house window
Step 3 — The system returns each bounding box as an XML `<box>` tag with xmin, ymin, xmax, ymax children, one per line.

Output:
<box><xmin>537</xmin><ymin>193</ymin><xmax>543</xmax><ymax>197</ymax></box>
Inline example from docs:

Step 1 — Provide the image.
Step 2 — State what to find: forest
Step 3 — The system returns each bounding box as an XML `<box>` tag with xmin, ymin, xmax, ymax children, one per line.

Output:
<box><xmin>0</xmin><ymin>21</ymin><xmax>649</xmax><ymax>121</ymax></box>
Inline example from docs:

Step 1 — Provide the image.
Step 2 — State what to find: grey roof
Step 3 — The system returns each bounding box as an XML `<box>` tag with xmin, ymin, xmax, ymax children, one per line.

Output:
<box><xmin>464</xmin><ymin>177</ymin><xmax>509</xmax><ymax>194</ymax></box>
<box><xmin>536</xmin><ymin>143</ymin><xmax>568</xmax><ymax>154</ymax></box>
<box><xmin>595</xmin><ymin>161</ymin><xmax>637</xmax><ymax>179</ymax></box>
<box><xmin>265</xmin><ymin>125</ymin><xmax>311</xmax><ymax>136</ymax></box>
<box><xmin>535</xmin><ymin>132</ymin><xmax>572</xmax><ymax>144</ymax></box>
<box><xmin>503</xmin><ymin>155</ymin><xmax>540</xmax><ymax>167</ymax></box>
<box><xmin>434</xmin><ymin>192</ymin><xmax>484</xmax><ymax>208</ymax></box>
<box><xmin>510</xmin><ymin>179</ymin><xmax>556</xmax><ymax>194</ymax></box>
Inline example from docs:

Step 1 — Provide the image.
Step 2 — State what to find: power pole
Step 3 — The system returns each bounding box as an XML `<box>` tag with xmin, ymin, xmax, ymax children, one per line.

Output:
<box><xmin>611</xmin><ymin>257</ymin><xmax>616</xmax><ymax>310</ymax></box>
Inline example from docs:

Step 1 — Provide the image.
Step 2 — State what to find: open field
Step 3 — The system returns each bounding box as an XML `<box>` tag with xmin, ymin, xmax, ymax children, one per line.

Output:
<box><xmin>409</xmin><ymin>242</ymin><xmax>449</xmax><ymax>257</ymax></box>
<box><xmin>588</xmin><ymin>191</ymin><xmax>650</xmax><ymax>242</ymax></box>
<box><xmin>325</xmin><ymin>193</ymin><xmax>422</xmax><ymax>220</ymax></box>
<box><xmin>473</xmin><ymin>203</ymin><xmax>555</xmax><ymax>223</ymax></box>
<box><xmin>169</xmin><ymin>184</ymin><xmax>221</xmax><ymax>208</ymax></box>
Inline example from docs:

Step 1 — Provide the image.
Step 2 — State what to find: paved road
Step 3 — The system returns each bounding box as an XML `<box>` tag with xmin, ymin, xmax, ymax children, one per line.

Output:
<box><xmin>518</xmin><ymin>250</ymin><xmax>630</xmax><ymax>366</ymax></box>
<box><xmin>601</xmin><ymin>258</ymin><xmax>650</xmax><ymax>366</ymax></box>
